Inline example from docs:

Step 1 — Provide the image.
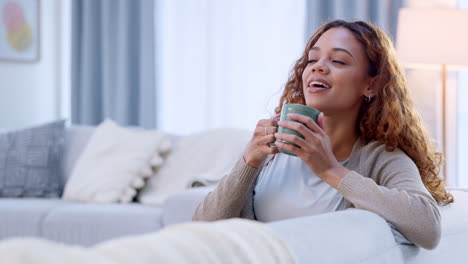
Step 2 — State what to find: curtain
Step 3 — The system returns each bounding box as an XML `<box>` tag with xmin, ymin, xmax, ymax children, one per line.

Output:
<box><xmin>305</xmin><ymin>0</ymin><xmax>406</xmax><ymax>41</ymax></box>
<box><xmin>155</xmin><ymin>0</ymin><xmax>306</xmax><ymax>135</ymax></box>
<box><xmin>71</xmin><ymin>0</ymin><xmax>156</xmax><ymax>128</ymax></box>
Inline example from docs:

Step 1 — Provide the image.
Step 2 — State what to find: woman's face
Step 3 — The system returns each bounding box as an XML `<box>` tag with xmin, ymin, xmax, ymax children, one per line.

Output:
<box><xmin>302</xmin><ymin>27</ymin><xmax>373</xmax><ymax>115</ymax></box>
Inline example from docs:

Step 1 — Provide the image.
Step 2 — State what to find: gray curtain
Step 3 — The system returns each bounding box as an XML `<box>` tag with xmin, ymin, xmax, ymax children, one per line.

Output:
<box><xmin>305</xmin><ymin>0</ymin><xmax>406</xmax><ymax>42</ymax></box>
<box><xmin>72</xmin><ymin>0</ymin><xmax>156</xmax><ymax>128</ymax></box>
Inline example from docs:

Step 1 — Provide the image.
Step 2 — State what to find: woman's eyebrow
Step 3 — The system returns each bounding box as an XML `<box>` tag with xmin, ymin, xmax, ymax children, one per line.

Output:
<box><xmin>310</xmin><ymin>46</ymin><xmax>354</xmax><ymax>58</ymax></box>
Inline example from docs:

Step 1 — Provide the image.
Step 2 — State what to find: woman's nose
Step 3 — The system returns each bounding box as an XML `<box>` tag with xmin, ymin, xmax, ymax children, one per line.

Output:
<box><xmin>311</xmin><ymin>60</ymin><xmax>329</xmax><ymax>74</ymax></box>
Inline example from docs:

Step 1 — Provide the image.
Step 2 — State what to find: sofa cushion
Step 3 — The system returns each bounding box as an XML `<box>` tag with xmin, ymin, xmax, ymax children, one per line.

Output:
<box><xmin>138</xmin><ymin>128</ymin><xmax>251</xmax><ymax>205</ymax></box>
<box><xmin>0</xmin><ymin>120</ymin><xmax>65</xmax><ymax>198</ymax></box>
<box><xmin>0</xmin><ymin>198</ymin><xmax>164</xmax><ymax>247</ymax></box>
<box><xmin>0</xmin><ymin>198</ymin><xmax>69</xmax><ymax>239</ymax></box>
<box><xmin>162</xmin><ymin>186</ymin><xmax>215</xmax><ymax>226</ymax></box>
<box><xmin>42</xmin><ymin>202</ymin><xmax>163</xmax><ymax>246</ymax></box>
<box><xmin>62</xmin><ymin>120</ymin><xmax>170</xmax><ymax>203</ymax></box>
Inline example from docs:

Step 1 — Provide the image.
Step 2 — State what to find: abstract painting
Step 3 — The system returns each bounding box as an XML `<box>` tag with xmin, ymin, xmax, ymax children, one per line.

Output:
<box><xmin>0</xmin><ymin>0</ymin><xmax>39</xmax><ymax>62</ymax></box>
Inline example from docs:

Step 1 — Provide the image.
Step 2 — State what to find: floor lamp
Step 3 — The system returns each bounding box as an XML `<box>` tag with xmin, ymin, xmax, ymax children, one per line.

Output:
<box><xmin>396</xmin><ymin>8</ymin><xmax>468</xmax><ymax>180</ymax></box>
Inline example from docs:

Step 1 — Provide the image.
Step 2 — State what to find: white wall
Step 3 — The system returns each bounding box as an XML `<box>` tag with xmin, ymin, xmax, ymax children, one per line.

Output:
<box><xmin>155</xmin><ymin>0</ymin><xmax>305</xmax><ymax>135</ymax></box>
<box><xmin>0</xmin><ymin>0</ymin><xmax>70</xmax><ymax>130</ymax></box>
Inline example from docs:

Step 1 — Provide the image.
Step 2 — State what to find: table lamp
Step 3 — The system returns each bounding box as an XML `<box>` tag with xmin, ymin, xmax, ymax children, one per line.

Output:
<box><xmin>396</xmin><ymin>8</ymin><xmax>468</xmax><ymax>180</ymax></box>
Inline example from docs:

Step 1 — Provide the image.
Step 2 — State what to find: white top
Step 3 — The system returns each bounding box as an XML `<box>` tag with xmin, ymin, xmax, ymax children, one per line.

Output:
<box><xmin>254</xmin><ymin>153</ymin><xmax>347</xmax><ymax>222</ymax></box>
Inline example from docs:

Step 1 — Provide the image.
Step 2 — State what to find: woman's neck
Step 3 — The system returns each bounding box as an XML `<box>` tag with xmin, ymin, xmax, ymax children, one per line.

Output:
<box><xmin>322</xmin><ymin>113</ymin><xmax>359</xmax><ymax>162</ymax></box>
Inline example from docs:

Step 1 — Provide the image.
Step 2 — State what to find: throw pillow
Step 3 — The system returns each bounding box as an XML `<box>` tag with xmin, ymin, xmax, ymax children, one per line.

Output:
<box><xmin>0</xmin><ymin>120</ymin><xmax>66</xmax><ymax>198</ymax></box>
<box><xmin>62</xmin><ymin>119</ymin><xmax>170</xmax><ymax>203</ymax></box>
<box><xmin>138</xmin><ymin>128</ymin><xmax>251</xmax><ymax>205</ymax></box>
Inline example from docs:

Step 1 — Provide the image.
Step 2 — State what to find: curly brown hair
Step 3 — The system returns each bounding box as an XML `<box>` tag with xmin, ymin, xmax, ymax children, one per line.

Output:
<box><xmin>275</xmin><ymin>20</ymin><xmax>453</xmax><ymax>206</ymax></box>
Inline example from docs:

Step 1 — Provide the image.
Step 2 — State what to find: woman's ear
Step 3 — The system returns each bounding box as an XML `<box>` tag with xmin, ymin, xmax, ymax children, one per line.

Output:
<box><xmin>363</xmin><ymin>87</ymin><xmax>374</xmax><ymax>98</ymax></box>
<box><xmin>363</xmin><ymin>77</ymin><xmax>377</xmax><ymax>98</ymax></box>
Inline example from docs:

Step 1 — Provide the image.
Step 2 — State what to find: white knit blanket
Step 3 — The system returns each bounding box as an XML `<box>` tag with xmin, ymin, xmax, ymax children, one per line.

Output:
<box><xmin>0</xmin><ymin>219</ymin><xmax>294</xmax><ymax>264</ymax></box>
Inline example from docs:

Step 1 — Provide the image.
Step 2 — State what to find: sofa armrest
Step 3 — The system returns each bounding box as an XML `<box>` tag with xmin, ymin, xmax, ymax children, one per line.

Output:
<box><xmin>400</xmin><ymin>189</ymin><xmax>468</xmax><ymax>264</ymax></box>
<box><xmin>162</xmin><ymin>186</ymin><xmax>215</xmax><ymax>226</ymax></box>
<box><xmin>266</xmin><ymin>209</ymin><xmax>405</xmax><ymax>264</ymax></box>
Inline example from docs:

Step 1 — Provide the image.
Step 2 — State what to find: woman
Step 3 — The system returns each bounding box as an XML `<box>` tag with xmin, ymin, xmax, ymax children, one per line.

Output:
<box><xmin>192</xmin><ymin>20</ymin><xmax>453</xmax><ymax>250</ymax></box>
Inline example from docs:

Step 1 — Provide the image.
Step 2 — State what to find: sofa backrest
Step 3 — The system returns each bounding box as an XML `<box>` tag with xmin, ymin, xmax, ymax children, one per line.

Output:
<box><xmin>62</xmin><ymin>125</ymin><xmax>96</xmax><ymax>186</ymax></box>
<box><xmin>61</xmin><ymin>125</ymin><xmax>250</xmax><ymax>191</ymax></box>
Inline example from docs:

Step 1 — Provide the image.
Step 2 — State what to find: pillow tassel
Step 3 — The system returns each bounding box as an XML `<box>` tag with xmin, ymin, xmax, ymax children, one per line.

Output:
<box><xmin>150</xmin><ymin>155</ymin><xmax>164</xmax><ymax>168</ymax></box>
<box><xmin>132</xmin><ymin>177</ymin><xmax>145</xmax><ymax>189</ymax></box>
<box><xmin>158</xmin><ymin>140</ymin><xmax>171</xmax><ymax>154</ymax></box>
<box><xmin>120</xmin><ymin>187</ymin><xmax>137</xmax><ymax>203</ymax></box>
<box><xmin>139</xmin><ymin>166</ymin><xmax>153</xmax><ymax>179</ymax></box>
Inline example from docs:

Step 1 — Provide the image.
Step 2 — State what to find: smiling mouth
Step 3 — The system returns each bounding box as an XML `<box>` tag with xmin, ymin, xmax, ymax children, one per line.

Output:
<box><xmin>308</xmin><ymin>81</ymin><xmax>331</xmax><ymax>89</ymax></box>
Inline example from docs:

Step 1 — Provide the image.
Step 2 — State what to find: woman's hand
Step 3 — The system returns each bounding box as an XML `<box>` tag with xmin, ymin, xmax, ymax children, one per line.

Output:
<box><xmin>274</xmin><ymin>113</ymin><xmax>350</xmax><ymax>188</ymax></box>
<box><xmin>243</xmin><ymin>114</ymin><xmax>280</xmax><ymax>168</ymax></box>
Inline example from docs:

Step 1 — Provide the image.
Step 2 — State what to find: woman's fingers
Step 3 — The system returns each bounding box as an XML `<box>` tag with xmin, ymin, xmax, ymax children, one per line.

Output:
<box><xmin>286</xmin><ymin>113</ymin><xmax>324</xmax><ymax>136</ymax></box>
<box><xmin>265</xmin><ymin>126</ymin><xmax>278</xmax><ymax>135</ymax></box>
<box><xmin>244</xmin><ymin>115</ymin><xmax>281</xmax><ymax>168</ymax></box>
<box><xmin>262</xmin><ymin>144</ymin><xmax>279</xmax><ymax>154</ymax></box>
<box><xmin>274</xmin><ymin>140</ymin><xmax>302</xmax><ymax>156</ymax></box>
<box><xmin>278</xmin><ymin>114</ymin><xmax>325</xmax><ymax>137</ymax></box>
<box><xmin>274</xmin><ymin>132</ymin><xmax>306</xmax><ymax>147</ymax></box>
<box><xmin>256</xmin><ymin>134</ymin><xmax>276</xmax><ymax>145</ymax></box>
<box><xmin>254</xmin><ymin>126</ymin><xmax>278</xmax><ymax>137</ymax></box>
<box><xmin>254</xmin><ymin>124</ymin><xmax>278</xmax><ymax>137</ymax></box>
<box><xmin>257</xmin><ymin>117</ymin><xmax>279</xmax><ymax>127</ymax></box>
<box><xmin>277</xmin><ymin>120</ymin><xmax>317</xmax><ymax>141</ymax></box>
<box><xmin>317</xmin><ymin>112</ymin><xmax>324</xmax><ymax>129</ymax></box>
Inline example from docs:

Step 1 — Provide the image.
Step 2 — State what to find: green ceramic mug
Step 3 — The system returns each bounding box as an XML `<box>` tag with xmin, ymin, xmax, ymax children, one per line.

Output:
<box><xmin>274</xmin><ymin>103</ymin><xmax>320</xmax><ymax>156</ymax></box>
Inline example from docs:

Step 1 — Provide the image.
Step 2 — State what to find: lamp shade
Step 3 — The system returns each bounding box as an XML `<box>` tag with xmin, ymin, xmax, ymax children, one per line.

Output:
<box><xmin>396</xmin><ymin>8</ymin><xmax>468</xmax><ymax>69</ymax></box>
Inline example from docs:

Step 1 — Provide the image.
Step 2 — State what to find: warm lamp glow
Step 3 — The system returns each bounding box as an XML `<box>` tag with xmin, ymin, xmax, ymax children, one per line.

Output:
<box><xmin>396</xmin><ymin>8</ymin><xmax>468</xmax><ymax>69</ymax></box>
<box><xmin>396</xmin><ymin>8</ymin><xmax>468</xmax><ymax>181</ymax></box>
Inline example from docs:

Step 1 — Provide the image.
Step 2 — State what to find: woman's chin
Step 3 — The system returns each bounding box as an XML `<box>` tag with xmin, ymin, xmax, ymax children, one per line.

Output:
<box><xmin>305</xmin><ymin>101</ymin><xmax>324</xmax><ymax>111</ymax></box>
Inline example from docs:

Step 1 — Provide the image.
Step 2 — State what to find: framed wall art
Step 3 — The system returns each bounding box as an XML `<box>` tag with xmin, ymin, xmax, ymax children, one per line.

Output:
<box><xmin>0</xmin><ymin>0</ymin><xmax>39</xmax><ymax>62</ymax></box>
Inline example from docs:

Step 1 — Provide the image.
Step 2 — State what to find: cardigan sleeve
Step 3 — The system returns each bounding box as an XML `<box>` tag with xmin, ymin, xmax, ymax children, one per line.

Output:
<box><xmin>337</xmin><ymin>147</ymin><xmax>441</xmax><ymax>250</ymax></box>
<box><xmin>192</xmin><ymin>157</ymin><xmax>261</xmax><ymax>221</ymax></box>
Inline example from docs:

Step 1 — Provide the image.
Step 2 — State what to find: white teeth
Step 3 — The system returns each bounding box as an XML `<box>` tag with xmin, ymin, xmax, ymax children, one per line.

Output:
<box><xmin>308</xmin><ymin>81</ymin><xmax>330</xmax><ymax>88</ymax></box>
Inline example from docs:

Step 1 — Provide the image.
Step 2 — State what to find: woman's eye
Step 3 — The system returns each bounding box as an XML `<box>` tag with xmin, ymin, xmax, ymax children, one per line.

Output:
<box><xmin>332</xmin><ymin>60</ymin><xmax>345</xmax><ymax>65</ymax></box>
<box><xmin>307</xmin><ymin>60</ymin><xmax>317</xmax><ymax>64</ymax></box>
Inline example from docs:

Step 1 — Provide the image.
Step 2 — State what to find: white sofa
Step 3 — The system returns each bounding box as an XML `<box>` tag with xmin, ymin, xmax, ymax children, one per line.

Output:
<box><xmin>0</xmin><ymin>124</ymin><xmax>249</xmax><ymax>246</ymax></box>
<box><xmin>0</xmin><ymin>126</ymin><xmax>169</xmax><ymax>246</ymax></box>
<box><xmin>1</xmin><ymin>125</ymin><xmax>467</xmax><ymax>263</ymax></box>
<box><xmin>165</xmin><ymin>186</ymin><xmax>468</xmax><ymax>263</ymax></box>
